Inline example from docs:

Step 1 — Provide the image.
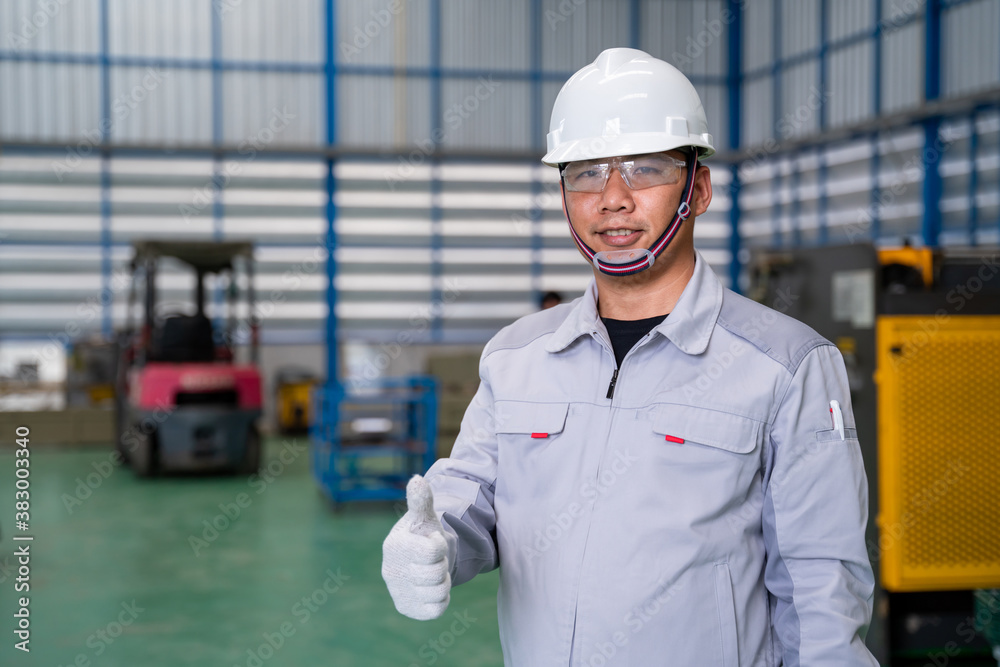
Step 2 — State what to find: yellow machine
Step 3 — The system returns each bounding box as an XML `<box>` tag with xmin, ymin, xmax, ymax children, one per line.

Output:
<box><xmin>878</xmin><ymin>246</ymin><xmax>935</xmax><ymax>288</ymax></box>
<box><xmin>875</xmin><ymin>247</ymin><xmax>1000</xmax><ymax>593</ymax></box>
<box><xmin>749</xmin><ymin>243</ymin><xmax>1000</xmax><ymax>663</ymax></box>
<box><xmin>876</xmin><ymin>314</ymin><xmax>1000</xmax><ymax>591</ymax></box>
<box><xmin>274</xmin><ymin>367</ymin><xmax>319</xmax><ymax>435</ymax></box>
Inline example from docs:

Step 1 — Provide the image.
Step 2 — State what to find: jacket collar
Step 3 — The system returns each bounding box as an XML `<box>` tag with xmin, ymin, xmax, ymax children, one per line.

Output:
<box><xmin>544</xmin><ymin>249</ymin><xmax>723</xmax><ymax>356</ymax></box>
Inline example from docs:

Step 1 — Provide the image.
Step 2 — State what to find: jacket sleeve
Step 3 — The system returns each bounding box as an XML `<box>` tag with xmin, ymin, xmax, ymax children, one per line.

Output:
<box><xmin>762</xmin><ymin>343</ymin><xmax>878</xmax><ymax>666</ymax></box>
<box><xmin>424</xmin><ymin>350</ymin><xmax>500</xmax><ymax>586</ymax></box>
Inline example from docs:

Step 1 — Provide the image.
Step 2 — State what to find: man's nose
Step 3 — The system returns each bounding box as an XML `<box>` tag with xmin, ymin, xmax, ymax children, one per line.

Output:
<box><xmin>600</xmin><ymin>168</ymin><xmax>634</xmax><ymax>210</ymax></box>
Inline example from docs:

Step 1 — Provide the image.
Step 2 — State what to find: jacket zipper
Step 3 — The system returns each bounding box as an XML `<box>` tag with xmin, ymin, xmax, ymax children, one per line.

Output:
<box><xmin>606</xmin><ymin>367</ymin><xmax>619</xmax><ymax>399</ymax></box>
<box><xmin>572</xmin><ymin>332</ymin><xmax>620</xmax><ymax>662</ymax></box>
<box><xmin>572</xmin><ymin>333</ymin><xmax>642</xmax><ymax>660</ymax></box>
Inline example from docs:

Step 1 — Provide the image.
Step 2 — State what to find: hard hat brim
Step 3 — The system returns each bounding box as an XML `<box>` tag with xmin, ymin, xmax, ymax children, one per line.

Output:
<box><xmin>542</xmin><ymin>133</ymin><xmax>715</xmax><ymax>167</ymax></box>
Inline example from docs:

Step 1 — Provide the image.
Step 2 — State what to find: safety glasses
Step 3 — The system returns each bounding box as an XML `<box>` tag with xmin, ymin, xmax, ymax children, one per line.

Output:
<box><xmin>561</xmin><ymin>152</ymin><xmax>688</xmax><ymax>193</ymax></box>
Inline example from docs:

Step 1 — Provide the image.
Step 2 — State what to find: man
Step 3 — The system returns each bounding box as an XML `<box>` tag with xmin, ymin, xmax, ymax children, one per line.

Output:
<box><xmin>383</xmin><ymin>48</ymin><xmax>877</xmax><ymax>666</ymax></box>
<box><xmin>540</xmin><ymin>290</ymin><xmax>563</xmax><ymax>310</ymax></box>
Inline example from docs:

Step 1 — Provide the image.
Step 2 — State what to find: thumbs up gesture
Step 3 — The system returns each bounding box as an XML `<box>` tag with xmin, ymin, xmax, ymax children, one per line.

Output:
<box><xmin>381</xmin><ymin>475</ymin><xmax>452</xmax><ymax>620</ymax></box>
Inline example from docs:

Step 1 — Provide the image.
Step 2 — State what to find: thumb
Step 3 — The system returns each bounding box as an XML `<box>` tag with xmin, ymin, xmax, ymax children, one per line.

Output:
<box><xmin>406</xmin><ymin>474</ymin><xmax>439</xmax><ymax>532</ymax></box>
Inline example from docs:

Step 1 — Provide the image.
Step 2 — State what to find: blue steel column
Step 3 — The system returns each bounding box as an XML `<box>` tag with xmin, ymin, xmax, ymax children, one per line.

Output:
<box><xmin>210</xmin><ymin>3</ymin><xmax>224</xmax><ymax>337</ymax></box>
<box><xmin>869</xmin><ymin>0</ymin><xmax>883</xmax><ymax>243</ymax></box>
<box><xmin>771</xmin><ymin>0</ymin><xmax>782</xmax><ymax>146</ymax></box>
<box><xmin>99</xmin><ymin>0</ymin><xmax>112</xmax><ymax>338</ymax></box>
<box><xmin>727</xmin><ymin>0</ymin><xmax>743</xmax><ymax>292</ymax></box>
<box><xmin>818</xmin><ymin>0</ymin><xmax>828</xmax><ymax>133</ymax></box>
<box><xmin>429</xmin><ymin>0</ymin><xmax>442</xmax><ymax>343</ymax></box>
<box><xmin>869</xmin><ymin>134</ymin><xmax>881</xmax><ymax>241</ymax></box>
<box><xmin>770</xmin><ymin>0</ymin><xmax>782</xmax><ymax>249</ymax></box>
<box><xmin>530</xmin><ymin>0</ymin><xmax>543</xmax><ymax>308</ymax></box>
<box><xmin>921</xmin><ymin>0</ymin><xmax>942</xmax><ymax>247</ymax></box>
<box><xmin>211</xmin><ymin>2</ymin><xmax>224</xmax><ymax>242</ymax></box>
<box><xmin>817</xmin><ymin>0</ymin><xmax>828</xmax><ymax>245</ymax></box>
<box><xmin>324</xmin><ymin>0</ymin><xmax>340</xmax><ymax>396</ymax></box>
<box><xmin>818</xmin><ymin>148</ymin><xmax>829</xmax><ymax>245</ymax></box>
<box><xmin>771</xmin><ymin>165</ymin><xmax>782</xmax><ymax>246</ymax></box>
<box><xmin>873</xmin><ymin>0</ymin><xmax>882</xmax><ymax>117</ymax></box>
<box><xmin>790</xmin><ymin>152</ymin><xmax>801</xmax><ymax>247</ymax></box>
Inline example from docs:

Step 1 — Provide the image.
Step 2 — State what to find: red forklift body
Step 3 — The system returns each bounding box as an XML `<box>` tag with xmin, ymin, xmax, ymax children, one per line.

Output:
<box><xmin>131</xmin><ymin>364</ymin><xmax>262</xmax><ymax>410</ymax></box>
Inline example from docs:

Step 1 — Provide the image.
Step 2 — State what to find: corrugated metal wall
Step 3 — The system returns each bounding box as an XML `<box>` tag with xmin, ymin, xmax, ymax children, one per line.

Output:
<box><xmin>0</xmin><ymin>0</ymin><xmax>997</xmax><ymax>342</ymax></box>
<box><xmin>736</xmin><ymin>0</ymin><xmax>1000</xmax><ymax>270</ymax></box>
<box><xmin>0</xmin><ymin>0</ymin><xmax>730</xmax><ymax>150</ymax></box>
<box><xmin>0</xmin><ymin>0</ymin><xmax>733</xmax><ymax>342</ymax></box>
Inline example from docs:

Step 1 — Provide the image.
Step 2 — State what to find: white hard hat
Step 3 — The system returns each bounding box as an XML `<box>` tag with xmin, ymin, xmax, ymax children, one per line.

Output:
<box><xmin>542</xmin><ymin>48</ymin><xmax>715</xmax><ymax>166</ymax></box>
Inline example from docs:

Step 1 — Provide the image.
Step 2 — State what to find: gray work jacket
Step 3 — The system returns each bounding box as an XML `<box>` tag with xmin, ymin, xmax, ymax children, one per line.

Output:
<box><xmin>426</xmin><ymin>250</ymin><xmax>877</xmax><ymax>666</ymax></box>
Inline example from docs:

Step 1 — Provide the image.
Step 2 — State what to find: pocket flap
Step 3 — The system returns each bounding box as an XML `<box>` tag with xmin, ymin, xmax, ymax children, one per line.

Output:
<box><xmin>652</xmin><ymin>404</ymin><xmax>762</xmax><ymax>454</ymax></box>
<box><xmin>495</xmin><ymin>401</ymin><xmax>568</xmax><ymax>436</ymax></box>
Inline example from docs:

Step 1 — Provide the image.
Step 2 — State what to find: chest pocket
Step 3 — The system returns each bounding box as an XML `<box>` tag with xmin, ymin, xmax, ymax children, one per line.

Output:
<box><xmin>651</xmin><ymin>404</ymin><xmax>763</xmax><ymax>456</ymax></box>
<box><xmin>494</xmin><ymin>400</ymin><xmax>569</xmax><ymax>439</ymax></box>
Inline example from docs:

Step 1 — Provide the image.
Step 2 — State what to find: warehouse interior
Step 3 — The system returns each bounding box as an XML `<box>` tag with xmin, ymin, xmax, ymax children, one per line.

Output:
<box><xmin>1</xmin><ymin>0</ymin><xmax>999</xmax><ymax>664</ymax></box>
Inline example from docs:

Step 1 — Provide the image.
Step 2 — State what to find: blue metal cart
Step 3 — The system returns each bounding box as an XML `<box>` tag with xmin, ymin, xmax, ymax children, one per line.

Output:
<box><xmin>310</xmin><ymin>375</ymin><xmax>439</xmax><ymax>504</ymax></box>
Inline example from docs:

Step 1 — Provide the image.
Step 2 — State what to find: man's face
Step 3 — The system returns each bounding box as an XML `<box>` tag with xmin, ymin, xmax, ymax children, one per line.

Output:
<box><xmin>561</xmin><ymin>149</ymin><xmax>712</xmax><ymax>269</ymax></box>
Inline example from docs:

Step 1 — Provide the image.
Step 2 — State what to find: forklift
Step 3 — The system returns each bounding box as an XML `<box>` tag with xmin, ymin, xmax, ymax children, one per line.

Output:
<box><xmin>115</xmin><ymin>240</ymin><xmax>262</xmax><ymax>477</ymax></box>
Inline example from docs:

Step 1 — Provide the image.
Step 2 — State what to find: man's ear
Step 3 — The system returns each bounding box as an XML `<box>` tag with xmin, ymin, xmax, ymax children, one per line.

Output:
<box><xmin>691</xmin><ymin>165</ymin><xmax>713</xmax><ymax>217</ymax></box>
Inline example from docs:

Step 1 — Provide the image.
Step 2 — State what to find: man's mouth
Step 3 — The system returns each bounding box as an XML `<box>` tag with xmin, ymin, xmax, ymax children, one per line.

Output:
<box><xmin>599</xmin><ymin>229</ymin><xmax>642</xmax><ymax>246</ymax></box>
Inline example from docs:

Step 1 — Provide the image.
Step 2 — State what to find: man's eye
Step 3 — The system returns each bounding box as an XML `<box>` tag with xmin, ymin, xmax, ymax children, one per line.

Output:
<box><xmin>633</xmin><ymin>166</ymin><xmax>662</xmax><ymax>176</ymax></box>
<box><xmin>568</xmin><ymin>168</ymin><xmax>601</xmax><ymax>181</ymax></box>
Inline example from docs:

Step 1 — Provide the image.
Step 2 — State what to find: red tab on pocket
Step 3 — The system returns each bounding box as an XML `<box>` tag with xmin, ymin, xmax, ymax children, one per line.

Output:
<box><xmin>664</xmin><ymin>434</ymin><xmax>684</xmax><ymax>444</ymax></box>
<box><xmin>530</xmin><ymin>433</ymin><xmax>549</xmax><ymax>439</ymax></box>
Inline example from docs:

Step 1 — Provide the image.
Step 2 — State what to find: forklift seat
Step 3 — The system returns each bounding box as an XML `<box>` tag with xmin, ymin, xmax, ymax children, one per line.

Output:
<box><xmin>150</xmin><ymin>314</ymin><xmax>216</xmax><ymax>363</ymax></box>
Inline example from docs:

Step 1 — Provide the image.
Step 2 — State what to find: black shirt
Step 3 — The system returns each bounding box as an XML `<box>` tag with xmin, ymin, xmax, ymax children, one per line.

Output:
<box><xmin>600</xmin><ymin>313</ymin><xmax>669</xmax><ymax>368</ymax></box>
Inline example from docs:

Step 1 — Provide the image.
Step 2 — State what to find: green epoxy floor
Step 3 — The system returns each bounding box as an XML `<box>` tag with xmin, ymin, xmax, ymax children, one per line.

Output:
<box><xmin>0</xmin><ymin>439</ymin><xmax>503</xmax><ymax>666</ymax></box>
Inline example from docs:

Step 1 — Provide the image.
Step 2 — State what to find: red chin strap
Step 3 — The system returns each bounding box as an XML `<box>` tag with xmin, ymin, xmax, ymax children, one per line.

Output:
<box><xmin>561</xmin><ymin>153</ymin><xmax>698</xmax><ymax>277</ymax></box>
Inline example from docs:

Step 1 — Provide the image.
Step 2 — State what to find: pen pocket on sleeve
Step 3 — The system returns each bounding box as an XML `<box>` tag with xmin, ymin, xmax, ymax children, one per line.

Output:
<box><xmin>813</xmin><ymin>427</ymin><xmax>859</xmax><ymax>443</ymax></box>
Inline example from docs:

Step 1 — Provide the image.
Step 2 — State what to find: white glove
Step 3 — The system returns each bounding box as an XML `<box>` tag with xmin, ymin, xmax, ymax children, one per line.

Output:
<box><xmin>382</xmin><ymin>475</ymin><xmax>451</xmax><ymax>620</ymax></box>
